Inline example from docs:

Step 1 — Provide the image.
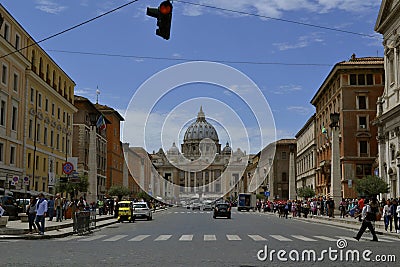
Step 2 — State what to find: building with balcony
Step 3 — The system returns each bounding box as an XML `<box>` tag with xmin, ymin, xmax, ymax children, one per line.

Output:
<box><xmin>311</xmin><ymin>55</ymin><xmax>384</xmax><ymax>198</ymax></box>
<box><xmin>295</xmin><ymin>114</ymin><xmax>317</xmax><ymax>192</ymax></box>
<box><xmin>72</xmin><ymin>96</ymin><xmax>107</xmax><ymax>202</ymax></box>
<box><xmin>95</xmin><ymin>103</ymin><xmax>125</xmax><ymax>191</ymax></box>
<box><xmin>375</xmin><ymin>0</ymin><xmax>400</xmax><ymax>198</ymax></box>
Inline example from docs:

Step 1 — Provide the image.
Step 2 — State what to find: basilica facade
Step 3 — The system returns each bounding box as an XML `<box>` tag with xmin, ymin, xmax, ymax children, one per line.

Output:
<box><xmin>149</xmin><ymin>107</ymin><xmax>247</xmax><ymax>201</ymax></box>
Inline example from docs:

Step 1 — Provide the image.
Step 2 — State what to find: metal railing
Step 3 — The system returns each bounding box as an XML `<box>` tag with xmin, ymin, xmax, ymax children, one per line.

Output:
<box><xmin>73</xmin><ymin>211</ymin><xmax>96</xmax><ymax>235</ymax></box>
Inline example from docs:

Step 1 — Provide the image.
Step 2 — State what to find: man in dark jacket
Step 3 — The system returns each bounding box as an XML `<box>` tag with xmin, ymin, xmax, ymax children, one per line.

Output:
<box><xmin>354</xmin><ymin>199</ymin><xmax>378</xmax><ymax>242</ymax></box>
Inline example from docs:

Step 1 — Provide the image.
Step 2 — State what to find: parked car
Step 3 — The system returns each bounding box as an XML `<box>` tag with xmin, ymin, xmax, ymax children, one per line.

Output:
<box><xmin>132</xmin><ymin>202</ymin><xmax>152</xmax><ymax>220</ymax></box>
<box><xmin>191</xmin><ymin>202</ymin><xmax>201</xmax><ymax>210</ymax></box>
<box><xmin>202</xmin><ymin>201</ymin><xmax>213</xmax><ymax>211</ymax></box>
<box><xmin>0</xmin><ymin>196</ymin><xmax>21</xmax><ymax>220</ymax></box>
<box><xmin>213</xmin><ymin>203</ymin><xmax>231</xmax><ymax>219</ymax></box>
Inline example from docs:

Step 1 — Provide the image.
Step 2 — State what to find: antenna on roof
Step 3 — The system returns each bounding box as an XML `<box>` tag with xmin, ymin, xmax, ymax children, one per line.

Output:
<box><xmin>96</xmin><ymin>86</ymin><xmax>100</xmax><ymax>104</ymax></box>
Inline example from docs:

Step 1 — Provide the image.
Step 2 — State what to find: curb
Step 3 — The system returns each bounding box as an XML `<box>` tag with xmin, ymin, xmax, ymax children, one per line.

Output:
<box><xmin>1</xmin><ymin>208</ymin><xmax>167</xmax><ymax>240</ymax></box>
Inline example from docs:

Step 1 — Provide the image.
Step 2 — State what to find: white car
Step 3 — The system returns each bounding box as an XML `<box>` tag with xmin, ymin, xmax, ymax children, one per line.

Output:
<box><xmin>132</xmin><ymin>202</ymin><xmax>153</xmax><ymax>220</ymax></box>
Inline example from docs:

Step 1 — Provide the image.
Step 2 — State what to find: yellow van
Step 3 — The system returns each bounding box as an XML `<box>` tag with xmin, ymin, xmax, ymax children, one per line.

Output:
<box><xmin>117</xmin><ymin>201</ymin><xmax>134</xmax><ymax>223</ymax></box>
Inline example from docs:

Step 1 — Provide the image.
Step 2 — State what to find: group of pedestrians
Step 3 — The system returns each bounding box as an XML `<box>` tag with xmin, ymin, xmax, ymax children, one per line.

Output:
<box><xmin>26</xmin><ymin>193</ymin><xmax>47</xmax><ymax>235</ymax></box>
<box><xmin>25</xmin><ymin>193</ymin><xmax>88</xmax><ymax>235</ymax></box>
<box><xmin>256</xmin><ymin>196</ymin><xmax>400</xmax><ymax>242</ymax></box>
<box><xmin>258</xmin><ymin>197</ymin><xmax>337</xmax><ymax>219</ymax></box>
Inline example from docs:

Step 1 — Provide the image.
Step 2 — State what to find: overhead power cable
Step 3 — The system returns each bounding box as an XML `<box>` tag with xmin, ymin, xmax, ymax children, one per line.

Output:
<box><xmin>48</xmin><ymin>49</ymin><xmax>333</xmax><ymax>66</ymax></box>
<box><xmin>174</xmin><ymin>0</ymin><xmax>381</xmax><ymax>40</ymax></box>
<box><xmin>0</xmin><ymin>0</ymin><xmax>140</xmax><ymax>59</ymax></box>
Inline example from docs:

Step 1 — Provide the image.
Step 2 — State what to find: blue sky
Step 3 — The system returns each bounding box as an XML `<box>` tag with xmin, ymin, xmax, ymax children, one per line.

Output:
<box><xmin>1</xmin><ymin>0</ymin><xmax>383</xmax><ymax>154</ymax></box>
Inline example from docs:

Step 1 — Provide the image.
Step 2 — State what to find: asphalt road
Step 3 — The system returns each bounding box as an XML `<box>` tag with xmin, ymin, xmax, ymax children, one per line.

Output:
<box><xmin>1</xmin><ymin>207</ymin><xmax>399</xmax><ymax>267</ymax></box>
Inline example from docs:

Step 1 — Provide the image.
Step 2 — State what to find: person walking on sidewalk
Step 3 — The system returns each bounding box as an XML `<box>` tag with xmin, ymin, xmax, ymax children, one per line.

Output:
<box><xmin>35</xmin><ymin>193</ymin><xmax>48</xmax><ymax>235</ymax></box>
<box><xmin>55</xmin><ymin>194</ymin><xmax>62</xmax><ymax>222</ymax></box>
<box><xmin>354</xmin><ymin>199</ymin><xmax>378</xmax><ymax>242</ymax></box>
<box><xmin>0</xmin><ymin>203</ymin><xmax>5</xmax><ymax>217</ymax></box>
<box><xmin>27</xmin><ymin>197</ymin><xmax>38</xmax><ymax>234</ymax></box>
<box><xmin>396</xmin><ymin>202</ymin><xmax>400</xmax><ymax>233</ymax></box>
<box><xmin>390</xmin><ymin>199</ymin><xmax>398</xmax><ymax>233</ymax></box>
<box><xmin>47</xmin><ymin>196</ymin><xmax>54</xmax><ymax>221</ymax></box>
<box><xmin>383</xmin><ymin>200</ymin><xmax>392</xmax><ymax>232</ymax></box>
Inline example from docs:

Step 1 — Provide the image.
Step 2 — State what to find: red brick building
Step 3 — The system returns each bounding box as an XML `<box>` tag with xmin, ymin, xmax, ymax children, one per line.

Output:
<box><xmin>95</xmin><ymin>104</ymin><xmax>125</xmax><ymax>190</ymax></box>
<box><xmin>311</xmin><ymin>55</ymin><xmax>384</xmax><ymax>198</ymax></box>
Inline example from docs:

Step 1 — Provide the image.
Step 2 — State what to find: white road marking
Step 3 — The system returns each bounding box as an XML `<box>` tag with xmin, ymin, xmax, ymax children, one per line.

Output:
<box><xmin>128</xmin><ymin>235</ymin><xmax>150</xmax><ymax>241</ymax></box>
<box><xmin>103</xmin><ymin>235</ymin><xmax>128</xmax><ymax>242</ymax></box>
<box><xmin>226</xmin><ymin>235</ymin><xmax>241</xmax><ymax>241</ymax></box>
<box><xmin>313</xmin><ymin>236</ymin><xmax>338</xmax><ymax>241</ymax></box>
<box><xmin>79</xmin><ymin>234</ymin><xmax>107</xmax><ymax>241</ymax></box>
<box><xmin>270</xmin><ymin>235</ymin><xmax>292</xmax><ymax>241</ymax></box>
<box><xmin>291</xmin><ymin>235</ymin><xmax>317</xmax><ymax>241</ymax></box>
<box><xmin>179</xmin><ymin>235</ymin><xmax>193</xmax><ymax>241</ymax></box>
<box><xmin>204</xmin><ymin>235</ymin><xmax>216</xmax><ymax>241</ymax></box>
<box><xmin>154</xmin><ymin>235</ymin><xmax>172</xmax><ymax>241</ymax></box>
<box><xmin>248</xmin><ymin>235</ymin><xmax>267</xmax><ymax>241</ymax></box>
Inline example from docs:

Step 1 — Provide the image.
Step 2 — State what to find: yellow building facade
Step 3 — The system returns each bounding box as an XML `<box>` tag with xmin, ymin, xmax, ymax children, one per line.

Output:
<box><xmin>0</xmin><ymin>4</ymin><xmax>77</xmax><ymax>196</ymax></box>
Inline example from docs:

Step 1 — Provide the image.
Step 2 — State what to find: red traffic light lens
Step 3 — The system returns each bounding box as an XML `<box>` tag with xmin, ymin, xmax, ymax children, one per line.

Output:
<box><xmin>159</xmin><ymin>1</ymin><xmax>172</xmax><ymax>15</ymax></box>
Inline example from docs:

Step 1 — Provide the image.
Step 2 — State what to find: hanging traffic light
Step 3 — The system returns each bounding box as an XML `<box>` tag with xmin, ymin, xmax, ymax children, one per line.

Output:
<box><xmin>147</xmin><ymin>1</ymin><xmax>173</xmax><ymax>40</ymax></box>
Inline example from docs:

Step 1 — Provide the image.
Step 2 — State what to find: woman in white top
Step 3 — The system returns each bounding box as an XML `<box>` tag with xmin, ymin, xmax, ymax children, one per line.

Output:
<box><xmin>396</xmin><ymin>204</ymin><xmax>400</xmax><ymax>233</ymax></box>
<box><xmin>383</xmin><ymin>200</ymin><xmax>392</xmax><ymax>232</ymax></box>
<box><xmin>0</xmin><ymin>203</ymin><xmax>5</xmax><ymax>217</ymax></box>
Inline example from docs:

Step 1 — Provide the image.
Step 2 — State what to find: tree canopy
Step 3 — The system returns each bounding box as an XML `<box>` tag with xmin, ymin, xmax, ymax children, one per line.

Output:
<box><xmin>108</xmin><ymin>185</ymin><xmax>131</xmax><ymax>200</ymax></box>
<box><xmin>354</xmin><ymin>175</ymin><xmax>389</xmax><ymax>198</ymax></box>
<box><xmin>55</xmin><ymin>175</ymin><xmax>89</xmax><ymax>199</ymax></box>
<box><xmin>297</xmin><ymin>187</ymin><xmax>316</xmax><ymax>199</ymax></box>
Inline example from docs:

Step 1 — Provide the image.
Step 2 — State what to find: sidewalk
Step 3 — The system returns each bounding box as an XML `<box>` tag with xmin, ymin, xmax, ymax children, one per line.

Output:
<box><xmin>0</xmin><ymin>208</ymin><xmax>166</xmax><ymax>240</ymax></box>
<box><xmin>268</xmin><ymin>212</ymin><xmax>400</xmax><ymax>239</ymax></box>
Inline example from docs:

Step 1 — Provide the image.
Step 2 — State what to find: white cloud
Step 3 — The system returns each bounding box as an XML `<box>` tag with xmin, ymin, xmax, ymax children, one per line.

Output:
<box><xmin>35</xmin><ymin>0</ymin><xmax>67</xmax><ymax>14</ymax></box>
<box><xmin>272</xmin><ymin>84</ymin><xmax>302</xmax><ymax>95</ymax></box>
<box><xmin>287</xmin><ymin>106</ymin><xmax>312</xmax><ymax>115</ymax></box>
<box><xmin>179</xmin><ymin>0</ymin><xmax>378</xmax><ymax>18</ymax></box>
<box><xmin>273</xmin><ymin>32</ymin><xmax>325</xmax><ymax>51</ymax></box>
<box><xmin>316</xmin><ymin>0</ymin><xmax>380</xmax><ymax>13</ymax></box>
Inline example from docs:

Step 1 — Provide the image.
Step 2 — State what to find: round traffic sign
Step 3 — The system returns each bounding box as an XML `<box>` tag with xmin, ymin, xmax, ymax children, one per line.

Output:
<box><xmin>62</xmin><ymin>162</ymin><xmax>74</xmax><ymax>175</ymax></box>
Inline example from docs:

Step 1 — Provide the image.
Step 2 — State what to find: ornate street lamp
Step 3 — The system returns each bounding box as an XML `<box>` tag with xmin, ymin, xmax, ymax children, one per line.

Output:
<box><xmin>330</xmin><ymin>112</ymin><xmax>340</xmax><ymax>129</ymax></box>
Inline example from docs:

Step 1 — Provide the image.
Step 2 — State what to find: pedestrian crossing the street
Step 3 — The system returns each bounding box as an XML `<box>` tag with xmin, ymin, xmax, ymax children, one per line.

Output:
<box><xmin>60</xmin><ymin>233</ymin><xmax>399</xmax><ymax>243</ymax></box>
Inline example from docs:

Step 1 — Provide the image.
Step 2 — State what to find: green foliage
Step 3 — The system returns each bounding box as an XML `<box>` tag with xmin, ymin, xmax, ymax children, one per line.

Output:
<box><xmin>108</xmin><ymin>185</ymin><xmax>131</xmax><ymax>199</ymax></box>
<box><xmin>355</xmin><ymin>175</ymin><xmax>389</xmax><ymax>198</ymax></box>
<box><xmin>55</xmin><ymin>175</ymin><xmax>89</xmax><ymax>198</ymax></box>
<box><xmin>256</xmin><ymin>193</ymin><xmax>265</xmax><ymax>200</ymax></box>
<box><xmin>136</xmin><ymin>191</ymin><xmax>151</xmax><ymax>201</ymax></box>
<box><xmin>297</xmin><ymin>187</ymin><xmax>316</xmax><ymax>199</ymax></box>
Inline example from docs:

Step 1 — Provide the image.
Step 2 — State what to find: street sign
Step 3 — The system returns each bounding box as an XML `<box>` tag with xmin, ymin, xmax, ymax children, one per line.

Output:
<box><xmin>69</xmin><ymin>178</ymin><xmax>81</xmax><ymax>183</ymax></box>
<box><xmin>23</xmin><ymin>176</ymin><xmax>29</xmax><ymax>185</ymax></box>
<box><xmin>72</xmin><ymin>171</ymin><xmax>79</xmax><ymax>178</ymax></box>
<box><xmin>264</xmin><ymin>191</ymin><xmax>270</xmax><ymax>197</ymax></box>
<box><xmin>62</xmin><ymin>162</ymin><xmax>74</xmax><ymax>175</ymax></box>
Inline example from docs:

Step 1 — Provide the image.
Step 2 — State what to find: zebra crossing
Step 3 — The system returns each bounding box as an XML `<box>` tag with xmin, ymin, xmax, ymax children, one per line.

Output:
<box><xmin>56</xmin><ymin>233</ymin><xmax>399</xmax><ymax>243</ymax></box>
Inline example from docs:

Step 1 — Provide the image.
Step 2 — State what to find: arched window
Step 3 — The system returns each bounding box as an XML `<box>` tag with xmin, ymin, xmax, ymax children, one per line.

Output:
<box><xmin>39</xmin><ymin>57</ymin><xmax>43</xmax><ymax>77</ymax></box>
<box><xmin>31</xmin><ymin>51</ymin><xmax>36</xmax><ymax>72</ymax></box>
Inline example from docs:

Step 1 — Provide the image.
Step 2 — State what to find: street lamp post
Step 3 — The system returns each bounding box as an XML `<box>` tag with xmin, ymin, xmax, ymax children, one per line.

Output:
<box><xmin>87</xmin><ymin>113</ymin><xmax>98</xmax><ymax>205</ymax></box>
<box><xmin>288</xmin><ymin>143</ymin><xmax>296</xmax><ymax>200</ymax></box>
<box><xmin>330</xmin><ymin>113</ymin><xmax>341</xmax><ymax>215</ymax></box>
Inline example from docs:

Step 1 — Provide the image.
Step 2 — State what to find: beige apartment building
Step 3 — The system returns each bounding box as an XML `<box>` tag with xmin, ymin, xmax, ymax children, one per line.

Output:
<box><xmin>295</xmin><ymin>114</ymin><xmax>317</xmax><ymax>192</ymax></box>
<box><xmin>375</xmin><ymin>0</ymin><xmax>400</xmax><ymax>198</ymax></box>
<box><xmin>0</xmin><ymin>4</ymin><xmax>76</xmax><ymax>196</ymax></box>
